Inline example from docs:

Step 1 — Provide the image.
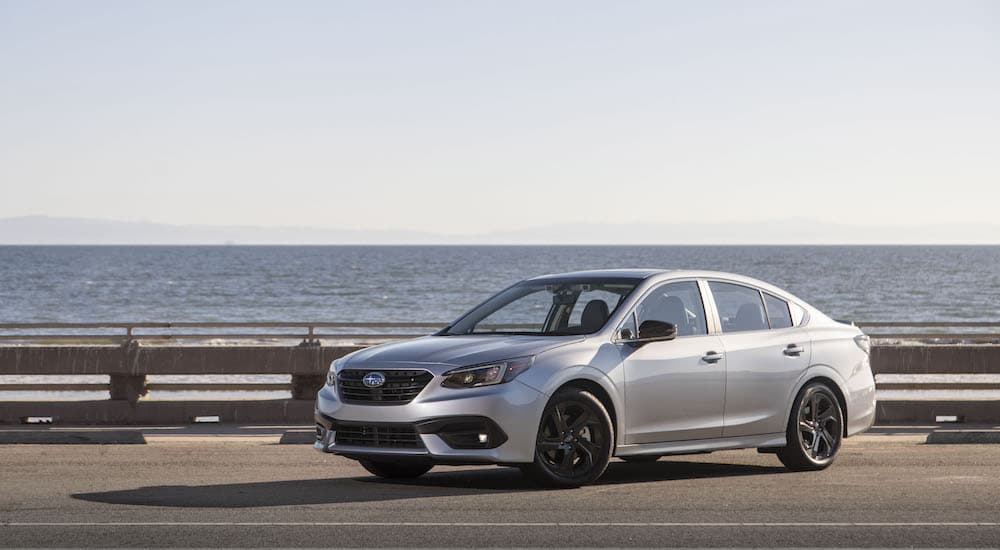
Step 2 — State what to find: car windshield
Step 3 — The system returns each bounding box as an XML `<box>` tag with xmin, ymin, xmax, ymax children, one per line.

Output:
<box><xmin>444</xmin><ymin>278</ymin><xmax>642</xmax><ymax>336</ymax></box>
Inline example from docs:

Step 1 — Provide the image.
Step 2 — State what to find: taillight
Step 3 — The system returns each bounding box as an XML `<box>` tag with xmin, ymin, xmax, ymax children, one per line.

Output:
<box><xmin>854</xmin><ymin>334</ymin><xmax>871</xmax><ymax>354</ymax></box>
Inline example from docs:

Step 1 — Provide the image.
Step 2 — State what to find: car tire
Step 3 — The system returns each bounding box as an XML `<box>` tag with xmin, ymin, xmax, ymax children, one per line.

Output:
<box><xmin>777</xmin><ymin>381</ymin><xmax>844</xmax><ymax>471</ymax></box>
<box><xmin>619</xmin><ymin>455</ymin><xmax>660</xmax><ymax>463</ymax></box>
<box><xmin>520</xmin><ymin>387</ymin><xmax>614</xmax><ymax>488</ymax></box>
<box><xmin>359</xmin><ymin>460</ymin><xmax>433</xmax><ymax>479</ymax></box>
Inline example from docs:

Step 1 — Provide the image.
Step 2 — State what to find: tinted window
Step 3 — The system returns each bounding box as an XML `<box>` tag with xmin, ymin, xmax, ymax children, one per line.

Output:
<box><xmin>569</xmin><ymin>289</ymin><xmax>624</xmax><ymax>326</ymax></box>
<box><xmin>619</xmin><ymin>311</ymin><xmax>638</xmax><ymax>340</ymax></box>
<box><xmin>470</xmin><ymin>287</ymin><xmax>551</xmax><ymax>332</ymax></box>
<box><xmin>709</xmin><ymin>281</ymin><xmax>768</xmax><ymax>333</ymax></box>
<box><xmin>446</xmin><ymin>278</ymin><xmax>640</xmax><ymax>335</ymax></box>
<box><xmin>764</xmin><ymin>293</ymin><xmax>793</xmax><ymax>329</ymax></box>
<box><xmin>635</xmin><ymin>281</ymin><xmax>707</xmax><ymax>336</ymax></box>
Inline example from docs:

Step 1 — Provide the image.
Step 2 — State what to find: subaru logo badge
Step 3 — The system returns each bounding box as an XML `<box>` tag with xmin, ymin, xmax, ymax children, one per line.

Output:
<box><xmin>362</xmin><ymin>371</ymin><xmax>386</xmax><ymax>388</ymax></box>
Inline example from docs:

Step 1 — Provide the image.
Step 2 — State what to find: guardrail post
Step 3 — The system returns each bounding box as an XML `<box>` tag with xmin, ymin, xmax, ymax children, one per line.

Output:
<box><xmin>109</xmin><ymin>374</ymin><xmax>147</xmax><ymax>404</ymax></box>
<box><xmin>111</xmin><ymin>339</ymin><xmax>147</xmax><ymax>404</ymax></box>
<box><xmin>299</xmin><ymin>325</ymin><xmax>321</xmax><ymax>347</ymax></box>
<box><xmin>291</xmin><ymin>375</ymin><xmax>325</xmax><ymax>400</ymax></box>
<box><xmin>290</xmin><ymin>341</ymin><xmax>326</xmax><ymax>399</ymax></box>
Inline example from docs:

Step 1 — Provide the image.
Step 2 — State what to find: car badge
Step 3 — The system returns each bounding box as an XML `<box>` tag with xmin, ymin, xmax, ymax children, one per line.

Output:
<box><xmin>362</xmin><ymin>371</ymin><xmax>387</xmax><ymax>388</ymax></box>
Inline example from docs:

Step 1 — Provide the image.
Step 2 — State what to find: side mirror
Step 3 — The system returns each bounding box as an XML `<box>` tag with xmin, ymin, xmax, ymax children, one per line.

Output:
<box><xmin>630</xmin><ymin>320</ymin><xmax>677</xmax><ymax>347</ymax></box>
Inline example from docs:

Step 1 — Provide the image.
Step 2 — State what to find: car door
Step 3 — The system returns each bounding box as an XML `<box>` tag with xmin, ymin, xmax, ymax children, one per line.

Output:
<box><xmin>621</xmin><ymin>280</ymin><xmax>727</xmax><ymax>444</ymax></box>
<box><xmin>705</xmin><ymin>281</ymin><xmax>812</xmax><ymax>438</ymax></box>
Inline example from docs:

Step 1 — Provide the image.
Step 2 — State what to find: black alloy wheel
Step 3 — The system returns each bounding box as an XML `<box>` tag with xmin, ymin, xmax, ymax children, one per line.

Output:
<box><xmin>778</xmin><ymin>382</ymin><xmax>843</xmax><ymax>471</ymax></box>
<box><xmin>520</xmin><ymin>387</ymin><xmax>614</xmax><ymax>488</ymax></box>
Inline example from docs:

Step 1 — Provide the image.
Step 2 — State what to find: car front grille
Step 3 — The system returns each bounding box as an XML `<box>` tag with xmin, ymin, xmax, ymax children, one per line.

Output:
<box><xmin>333</xmin><ymin>422</ymin><xmax>425</xmax><ymax>449</ymax></box>
<box><xmin>337</xmin><ymin>369</ymin><xmax>433</xmax><ymax>404</ymax></box>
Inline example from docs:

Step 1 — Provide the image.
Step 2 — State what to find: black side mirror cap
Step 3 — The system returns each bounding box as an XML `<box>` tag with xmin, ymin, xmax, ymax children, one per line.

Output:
<box><xmin>629</xmin><ymin>320</ymin><xmax>677</xmax><ymax>347</ymax></box>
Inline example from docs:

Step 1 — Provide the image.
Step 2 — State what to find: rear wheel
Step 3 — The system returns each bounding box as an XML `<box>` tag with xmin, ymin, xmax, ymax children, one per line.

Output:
<box><xmin>777</xmin><ymin>382</ymin><xmax>843</xmax><ymax>471</ymax></box>
<box><xmin>520</xmin><ymin>387</ymin><xmax>614</xmax><ymax>488</ymax></box>
<box><xmin>359</xmin><ymin>460</ymin><xmax>433</xmax><ymax>479</ymax></box>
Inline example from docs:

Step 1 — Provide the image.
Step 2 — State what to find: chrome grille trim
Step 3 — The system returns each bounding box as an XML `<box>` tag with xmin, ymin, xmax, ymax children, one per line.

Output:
<box><xmin>337</xmin><ymin>368</ymin><xmax>433</xmax><ymax>404</ymax></box>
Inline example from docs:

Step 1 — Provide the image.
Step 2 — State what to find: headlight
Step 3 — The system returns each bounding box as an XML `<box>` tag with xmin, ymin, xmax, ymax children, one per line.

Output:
<box><xmin>327</xmin><ymin>358</ymin><xmax>345</xmax><ymax>387</ymax></box>
<box><xmin>442</xmin><ymin>357</ymin><xmax>534</xmax><ymax>389</ymax></box>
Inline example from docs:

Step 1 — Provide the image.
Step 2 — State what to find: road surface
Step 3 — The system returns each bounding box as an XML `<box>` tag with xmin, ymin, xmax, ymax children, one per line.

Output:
<box><xmin>2</xmin><ymin>433</ymin><xmax>999</xmax><ymax>547</ymax></box>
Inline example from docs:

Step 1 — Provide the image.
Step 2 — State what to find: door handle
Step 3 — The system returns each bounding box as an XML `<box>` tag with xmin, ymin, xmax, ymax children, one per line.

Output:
<box><xmin>702</xmin><ymin>351</ymin><xmax>724</xmax><ymax>364</ymax></box>
<box><xmin>783</xmin><ymin>344</ymin><xmax>804</xmax><ymax>357</ymax></box>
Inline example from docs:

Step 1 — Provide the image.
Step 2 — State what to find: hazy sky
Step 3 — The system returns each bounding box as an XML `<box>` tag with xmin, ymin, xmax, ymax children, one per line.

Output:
<box><xmin>1</xmin><ymin>1</ymin><xmax>998</xmax><ymax>235</ymax></box>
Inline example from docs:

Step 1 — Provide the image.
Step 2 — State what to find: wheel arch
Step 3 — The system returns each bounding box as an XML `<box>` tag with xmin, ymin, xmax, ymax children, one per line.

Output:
<box><xmin>553</xmin><ymin>378</ymin><xmax>620</xmax><ymax>454</ymax></box>
<box><xmin>792</xmin><ymin>370</ymin><xmax>850</xmax><ymax>437</ymax></box>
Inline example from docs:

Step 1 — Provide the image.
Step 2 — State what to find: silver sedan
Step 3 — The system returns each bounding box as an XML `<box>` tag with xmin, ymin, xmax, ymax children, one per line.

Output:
<box><xmin>315</xmin><ymin>269</ymin><xmax>876</xmax><ymax>488</ymax></box>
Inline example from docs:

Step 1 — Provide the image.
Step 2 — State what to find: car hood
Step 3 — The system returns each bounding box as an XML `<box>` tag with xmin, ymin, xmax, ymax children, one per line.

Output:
<box><xmin>342</xmin><ymin>334</ymin><xmax>584</xmax><ymax>369</ymax></box>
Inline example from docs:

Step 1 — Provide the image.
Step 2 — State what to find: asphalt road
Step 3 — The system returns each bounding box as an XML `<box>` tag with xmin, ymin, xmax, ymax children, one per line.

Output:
<box><xmin>2</xmin><ymin>434</ymin><xmax>1000</xmax><ymax>548</ymax></box>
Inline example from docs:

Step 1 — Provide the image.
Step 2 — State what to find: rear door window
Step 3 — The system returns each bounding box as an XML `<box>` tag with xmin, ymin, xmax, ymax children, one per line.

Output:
<box><xmin>763</xmin><ymin>293</ymin><xmax>793</xmax><ymax>329</ymax></box>
<box><xmin>708</xmin><ymin>281</ymin><xmax>768</xmax><ymax>333</ymax></box>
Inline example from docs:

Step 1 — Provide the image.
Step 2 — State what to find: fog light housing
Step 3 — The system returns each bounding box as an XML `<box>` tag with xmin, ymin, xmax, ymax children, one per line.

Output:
<box><xmin>416</xmin><ymin>416</ymin><xmax>508</xmax><ymax>449</ymax></box>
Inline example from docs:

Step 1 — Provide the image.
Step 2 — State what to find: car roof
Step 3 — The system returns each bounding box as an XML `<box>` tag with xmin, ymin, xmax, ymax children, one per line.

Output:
<box><xmin>526</xmin><ymin>269</ymin><xmax>667</xmax><ymax>281</ymax></box>
<box><xmin>527</xmin><ymin>268</ymin><xmax>765</xmax><ymax>280</ymax></box>
<box><xmin>523</xmin><ymin>269</ymin><xmax>821</xmax><ymax>324</ymax></box>
<box><xmin>526</xmin><ymin>269</ymin><xmax>796</xmax><ymax>296</ymax></box>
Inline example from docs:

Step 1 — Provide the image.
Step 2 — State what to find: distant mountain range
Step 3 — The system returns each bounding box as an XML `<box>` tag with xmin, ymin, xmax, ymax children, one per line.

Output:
<box><xmin>1</xmin><ymin>216</ymin><xmax>997</xmax><ymax>245</ymax></box>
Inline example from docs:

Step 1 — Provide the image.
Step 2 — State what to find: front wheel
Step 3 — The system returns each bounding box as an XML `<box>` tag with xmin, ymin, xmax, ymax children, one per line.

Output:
<box><xmin>777</xmin><ymin>382</ymin><xmax>843</xmax><ymax>471</ymax></box>
<box><xmin>359</xmin><ymin>460</ymin><xmax>433</xmax><ymax>479</ymax></box>
<box><xmin>520</xmin><ymin>387</ymin><xmax>614</xmax><ymax>488</ymax></box>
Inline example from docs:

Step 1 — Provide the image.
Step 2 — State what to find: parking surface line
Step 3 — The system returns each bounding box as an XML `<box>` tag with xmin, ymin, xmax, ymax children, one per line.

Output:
<box><xmin>5</xmin><ymin>521</ymin><xmax>1000</xmax><ymax>527</ymax></box>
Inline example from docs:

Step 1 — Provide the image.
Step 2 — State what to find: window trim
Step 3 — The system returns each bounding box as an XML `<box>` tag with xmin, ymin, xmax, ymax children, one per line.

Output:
<box><xmin>703</xmin><ymin>278</ymin><xmax>810</xmax><ymax>334</ymax></box>
<box><xmin>614</xmin><ymin>276</ymin><xmax>811</xmax><ymax>341</ymax></box>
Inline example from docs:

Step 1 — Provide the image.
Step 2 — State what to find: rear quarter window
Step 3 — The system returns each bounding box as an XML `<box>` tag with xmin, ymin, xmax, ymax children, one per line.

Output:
<box><xmin>788</xmin><ymin>302</ymin><xmax>807</xmax><ymax>326</ymax></box>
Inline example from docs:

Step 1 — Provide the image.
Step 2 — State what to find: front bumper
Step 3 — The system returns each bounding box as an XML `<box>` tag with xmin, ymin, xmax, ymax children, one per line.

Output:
<box><xmin>313</xmin><ymin>379</ymin><xmax>547</xmax><ymax>464</ymax></box>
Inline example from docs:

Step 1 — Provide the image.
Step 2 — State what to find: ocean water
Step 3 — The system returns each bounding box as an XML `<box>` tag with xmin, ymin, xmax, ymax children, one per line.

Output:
<box><xmin>1</xmin><ymin>245</ymin><xmax>997</xmax><ymax>402</ymax></box>
<box><xmin>0</xmin><ymin>245</ymin><xmax>998</xmax><ymax>324</ymax></box>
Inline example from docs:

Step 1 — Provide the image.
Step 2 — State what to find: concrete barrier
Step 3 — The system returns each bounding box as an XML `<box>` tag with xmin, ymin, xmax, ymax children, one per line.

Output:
<box><xmin>871</xmin><ymin>345</ymin><xmax>1000</xmax><ymax>374</ymax></box>
<box><xmin>1</xmin><ymin>343</ymin><xmax>998</xmax><ymax>425</ymax></box>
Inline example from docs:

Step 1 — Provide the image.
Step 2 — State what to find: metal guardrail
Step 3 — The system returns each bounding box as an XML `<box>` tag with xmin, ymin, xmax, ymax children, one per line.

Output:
<box><xmin>0</xmin><ymin>320</ymin><xmax>998</xmax><ymax>342</ymax></box>
<box><xmin>0</xmin><ymin>321</ymin><xmax>446</xmax><ymax>342</ymax></box>
<box><xmin>1</xmin><ymin>321</ymin><xmax>999</xmax><ymax>425</ymax></box>
<box><xmin>0</xmin><ymin>321</ymin><xmax>534</xmax><ymax>343</ymax></box>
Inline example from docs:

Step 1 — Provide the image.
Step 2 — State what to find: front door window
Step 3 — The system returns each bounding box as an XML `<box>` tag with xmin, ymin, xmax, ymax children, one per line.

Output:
<box><xmin>635</xmin><ymin>281</ymin><xmax>707</xmax><ymax>337</ymax></box>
